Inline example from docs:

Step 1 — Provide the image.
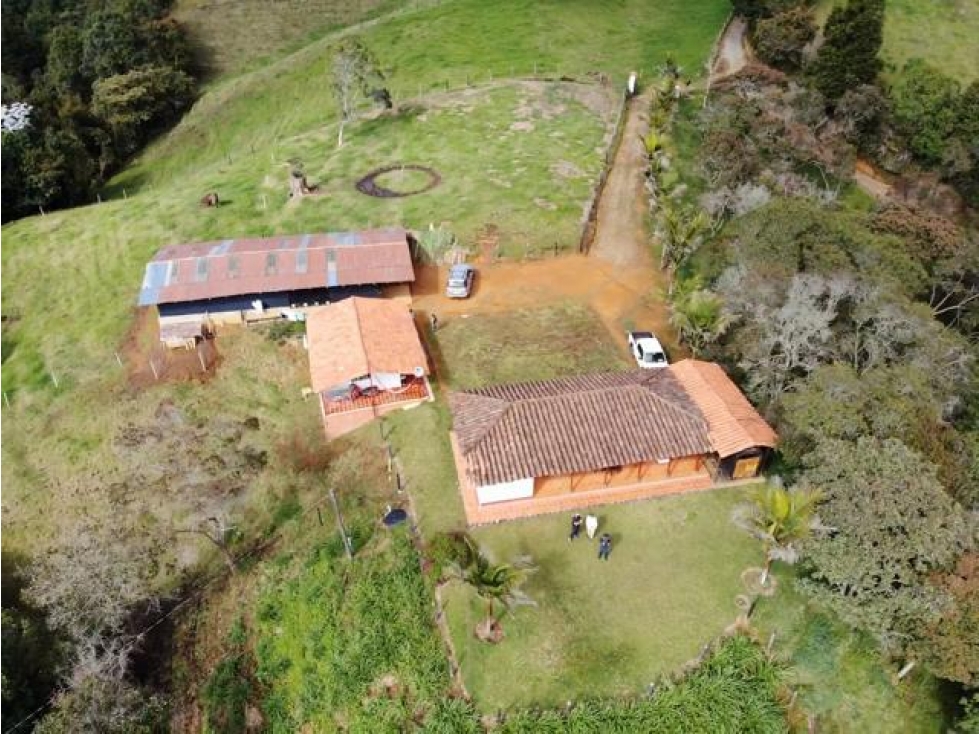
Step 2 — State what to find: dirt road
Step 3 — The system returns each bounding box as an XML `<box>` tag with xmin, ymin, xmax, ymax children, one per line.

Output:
<box><xmin>711</xmin><ymin>17</ymin><xmax>750</xmax><ymax>81</ymax></box>
<box><xmin>589</xmin><ymin>92</ymin><xmax>654</xmax><ymax>268</ymax></box>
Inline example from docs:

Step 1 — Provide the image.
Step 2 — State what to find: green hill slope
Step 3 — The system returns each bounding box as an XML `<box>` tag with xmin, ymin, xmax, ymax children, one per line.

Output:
<box><xmin>0</xmin><ymin>0</ymin><xmax>729</xmax><ymax>554</ymax></box>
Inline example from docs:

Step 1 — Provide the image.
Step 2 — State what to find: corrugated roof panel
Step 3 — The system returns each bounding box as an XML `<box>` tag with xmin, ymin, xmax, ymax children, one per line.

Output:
<box><xmin>210</xmin><ymin>239</ymin><xmax>235</xmax><ymax>257</ymax></box>
<box><xmin>136</xmin><ymin>228</ymin><xmax>410</xmax><ymax>305</ymax></box>
<box><xmin>333</xmin><ymin>231</ymin><xmax>360</xmax><ymax>246</ymax></box>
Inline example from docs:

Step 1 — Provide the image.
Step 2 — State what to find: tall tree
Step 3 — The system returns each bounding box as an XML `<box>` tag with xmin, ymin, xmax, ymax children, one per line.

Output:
<box><xmin>331</xmin><ymin>38</ymin><xmax>387</xmax><ymax>148</ymax></box>
<box><xmin>888</xmin><ymin>60</ymin><xmax>962</xmax><ymax>165</ymax></box>
<box><xmin>450</xmin><ymin>534</ymin><xmax>535</xmax><ymax>642</ymax></box>
<box><xmin>752</xmin><ymin>6</ymin><xmax>817</xmax><ymax>72</ymax></box>
<box><xmin>798</xmin><ymin>437</ymin><xmax>971</xmax><ymax>655</ymax></box>
<box><xmin>809</xmin><ymin>0</ymin><xmax>885</xmax><ymax>101</ymax></box>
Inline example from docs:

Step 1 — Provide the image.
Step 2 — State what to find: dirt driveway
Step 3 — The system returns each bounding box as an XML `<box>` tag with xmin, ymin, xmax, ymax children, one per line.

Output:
<box><xmin>410</xmin><ymin>88</ymin><xmax>675</xmax><ymax>357</ymax></box>
<box><xmin>589</xmin><ymin>92</ymin><xmax>654</xmax><ymax>269</ymax></box>
<box><xmin>411</xmin><ymin>253</ymin><xmax>671</xmax><ymax>358</ymax></box>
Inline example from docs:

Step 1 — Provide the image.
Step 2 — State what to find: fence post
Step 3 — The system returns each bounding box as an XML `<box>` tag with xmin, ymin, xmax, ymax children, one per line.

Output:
<box><xmin>115</xmin><ymin>352</ymin><xmax>123</xmax><ymax>367</ymax></box>
<box><xmin>329</xmin><ymin>488</ymin><xmax>354</xmax><ymax>559</ymax></box>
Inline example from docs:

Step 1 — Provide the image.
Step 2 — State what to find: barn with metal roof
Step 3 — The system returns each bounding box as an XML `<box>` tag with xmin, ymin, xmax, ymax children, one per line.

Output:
<box><xmin>137</xmin><ymin>228</ymin><xmax>414</xmax><ymax>339</ymax></box>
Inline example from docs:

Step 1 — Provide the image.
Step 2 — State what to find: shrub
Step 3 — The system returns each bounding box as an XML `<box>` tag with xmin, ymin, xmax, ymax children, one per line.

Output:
<box><xmin>753</xmin><ymin>7</ymin><xmax>817</xmax><ymax>72</ymax></box>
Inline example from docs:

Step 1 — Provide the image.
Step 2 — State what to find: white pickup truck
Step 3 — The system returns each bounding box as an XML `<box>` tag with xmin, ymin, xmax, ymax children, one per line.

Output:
<box><xmin>627</xmin><ymin>331</ymin><xmax>669</xmax><ymax>369</ymax></box>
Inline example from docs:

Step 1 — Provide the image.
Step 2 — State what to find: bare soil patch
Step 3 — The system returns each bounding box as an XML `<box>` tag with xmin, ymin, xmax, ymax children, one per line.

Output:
<box><xmin>120</xmin><ymin>308</ymin><xmax>221</xmax><ymax>389</ymax></box>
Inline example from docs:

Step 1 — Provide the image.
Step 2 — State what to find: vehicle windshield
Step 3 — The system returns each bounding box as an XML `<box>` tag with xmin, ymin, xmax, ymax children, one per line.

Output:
<box><xmin>644</xmin><ymin>352</ymin><xmax>665</xmax><ymax>363</ymax></box>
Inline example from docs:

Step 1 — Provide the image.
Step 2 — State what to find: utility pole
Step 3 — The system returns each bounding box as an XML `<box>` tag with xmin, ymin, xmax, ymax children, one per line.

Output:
<box><xmin>329</xmin><ymin>487</ymin><xmax>353</xmax><ymax>559</ymax></box>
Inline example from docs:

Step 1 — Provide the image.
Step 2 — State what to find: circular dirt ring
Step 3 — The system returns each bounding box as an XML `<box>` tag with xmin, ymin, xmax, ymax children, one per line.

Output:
<box><xmin>355</xmin><ymin>164</ymin><xmax>441</xmax><ymax>198</ymax></box>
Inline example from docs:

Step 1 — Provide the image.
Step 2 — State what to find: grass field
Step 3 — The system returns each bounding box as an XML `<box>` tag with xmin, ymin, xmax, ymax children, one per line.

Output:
<box><xmin>430</xmin><ymin>302</ymin><xmax>631</xmax><ymax>388</ymax></box>
<box><xmin>883</xmin><ymin>0</ymin><xmax>978</xmax><ymax>82</ymax></box>
<box><xmin>447</xmin><ymin>490</ymin><xmax>763</xmax><ymax>709</ymax></box>
<box><xmin>814</xmin><ymin>0</ymin><xmax>978</xmax><ymax>83</ymax></box>
<box><xmin>5</xmin><ymin>0</ymin><xmax>732</xmax><ymax>577</ymax></box>
<box><xmin>172</xmin><ymin>0</ymin><xmax>413</xmax><ymax>79</ymax></box>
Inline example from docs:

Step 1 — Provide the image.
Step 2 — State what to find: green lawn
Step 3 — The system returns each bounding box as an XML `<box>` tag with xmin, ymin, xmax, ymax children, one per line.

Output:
<box><xmin>814</xmin><ymin>0</ymin><xmax>978</xmax><ymax>83</ymax></box>
<box><xmin>172</xmin><ymin>0</ymin><xmax>412</xmax><ymax>80</ymax></box>
<box><xmin>430</xmin><ymin>302</ymin><xmax>631</xmax><ymax>389</ymax></box>
<box><xmin>447</xmin><ymin>490</ymin><xmax>763</xmax><ymax>710</ymax></box>
<box><xmin>882</xmin><ymin>0</ymin><xmax>978</xmax><ymax>83</ymax></box>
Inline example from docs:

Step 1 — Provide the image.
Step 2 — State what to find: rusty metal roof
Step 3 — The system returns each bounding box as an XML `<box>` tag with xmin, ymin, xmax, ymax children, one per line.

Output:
<box><xmin>306</xmin><ymin>298</ymin><xmax>428</xmax><ymax>392</ymax></box>
<box><xmin>138</xmin><ymin>228</ymin><xmax>413</xmax><ymax>306</ymax></box>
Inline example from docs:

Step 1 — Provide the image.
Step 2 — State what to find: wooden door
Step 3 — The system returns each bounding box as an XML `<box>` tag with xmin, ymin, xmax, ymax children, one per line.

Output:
<box><xmin>732</xmin><ymin>456</ymin><xmax>761</xmax><ymax>479</ymax></box>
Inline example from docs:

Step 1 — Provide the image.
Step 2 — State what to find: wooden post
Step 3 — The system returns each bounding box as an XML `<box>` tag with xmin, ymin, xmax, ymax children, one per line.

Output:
<box><xmin>114</xmin><ymin>352</ymin><xmax>123</xmax><ymax>367</ymax></box>
<box><xmin>316</xmin><ymin>507</ymin><xmax>324</xmax><ymax>526</ymax></box>
<box><xmin>329</xmin><ymin>488</ymin><xmax>354</xmax><ymax>559</ymax></box>
<box><xmin>149</xmin><ymin>358</ymin><xmax>159</xmax><ymax>380</ymax></box>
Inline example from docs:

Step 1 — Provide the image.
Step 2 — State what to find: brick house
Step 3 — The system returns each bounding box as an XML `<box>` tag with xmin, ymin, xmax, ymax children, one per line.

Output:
<box><xmin>448</xmin><ymin>360</ymin><xmax>777</xmax><ymax>524</ymax></box>
<box><xmin>307</xmin><ymin>297</ymin><xmax>432</xmax><ymax>439</ymax></box>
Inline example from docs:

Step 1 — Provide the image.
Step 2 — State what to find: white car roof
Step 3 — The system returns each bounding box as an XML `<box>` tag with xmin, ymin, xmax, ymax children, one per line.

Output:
<box><xmin>636</xmin><ymin>336</ymin><xmax>664</xmax><ymax>351</ymax></box>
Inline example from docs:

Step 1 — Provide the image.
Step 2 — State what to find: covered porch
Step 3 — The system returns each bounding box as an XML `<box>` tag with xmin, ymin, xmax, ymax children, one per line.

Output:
<box><xmin>450</xmin><ymin>432</ymin><xmax>721</xmax><ymax>525</ymax></box>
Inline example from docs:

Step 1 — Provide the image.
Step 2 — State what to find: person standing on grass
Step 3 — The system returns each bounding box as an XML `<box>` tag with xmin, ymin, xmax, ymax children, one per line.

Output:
<box><xmin>598</xmin><ymin>533</ymin><xmax>612</xmax><ymax>560</ymax></box>
<box><xmin>430</xmin><ymin>312</ymin><xmax>439</xmax><ymax>332</ymax></box>
<box><xmin>569</xmin><ymin>513</ymin><xmax>583</xmax><ymax>541</ymax></box>
<box><xmin>585</xmin><ymin>514</ymin><xmax>598</xmax><ymax>540</ymax></box>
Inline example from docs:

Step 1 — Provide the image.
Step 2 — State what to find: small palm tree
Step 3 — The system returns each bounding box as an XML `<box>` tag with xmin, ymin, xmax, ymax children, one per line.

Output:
<box><xmin>658</xmin><ymin>204</ymin><xmax>709</xmax><ymax>292</ymax></box>
<box><xmin>669</xmin><ymin>285</ymin><xmax>736</xmax><ymax>356</ymax></box>
<box><xmin>450</xmin><ymin>534</ymin><xmax>535</xmax><ymax>642</ymax></box>
<box><xmin>734</xmin><ymin>484</ymin><xmax>824</xmax><ymax>587</ymax></box>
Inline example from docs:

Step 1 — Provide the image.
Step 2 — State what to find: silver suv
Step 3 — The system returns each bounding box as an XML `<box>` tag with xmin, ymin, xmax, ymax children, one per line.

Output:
<box><xmin>445</xmin><ymin>263</ymin><xmax>476</xmax><ymax>298</ymax></box>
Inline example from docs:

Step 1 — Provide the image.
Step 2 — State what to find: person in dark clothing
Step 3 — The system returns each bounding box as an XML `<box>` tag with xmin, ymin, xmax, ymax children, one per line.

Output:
<box><xmin>598</xmin><ymin>533</ymin><xmax>612</xmax><ymax>560</ymax></box>
<box><xmin>430</xmin><ymin>312</ymin><xmax>439</xmax><ymax>332</ymax></box>
<box><xmin>569</xmin><ymin>513</ymin><xmax>583</xmax><ymax>541</ymax></box>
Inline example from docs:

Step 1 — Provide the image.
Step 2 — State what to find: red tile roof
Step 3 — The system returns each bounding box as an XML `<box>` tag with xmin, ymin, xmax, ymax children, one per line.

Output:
<box><xmin>448</xmin><ymin>361</ymin><xmax>776</xmax><ymax>486</ymax></box>
<box><xmin>306</xmin><ymin>298</ymin><xmax>428</xmax><ymax>392</ymax></box>
<box><xmin>138</xmin><ymin>228</ymin><xmax>413</xmax><ymax>306</ymax></box>
<box><xmin>669</xmin><ymin>360</ymin><xmax>778</xmax><ymax>458</ymax></box>
<box><xmin>449</xmin><ymin>370</ymin><xmax>713</xmax><ymax>486</ymax></box>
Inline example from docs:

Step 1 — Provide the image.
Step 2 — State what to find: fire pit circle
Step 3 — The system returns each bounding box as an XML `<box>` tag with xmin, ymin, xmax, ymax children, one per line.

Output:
<box><xmin>355</xmin><ymin>164</ymin><xmax>441</xmax><ymax>198</ymax></box>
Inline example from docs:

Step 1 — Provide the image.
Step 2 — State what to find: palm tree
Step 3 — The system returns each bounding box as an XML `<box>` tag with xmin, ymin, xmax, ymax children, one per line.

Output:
<box><xmin>450</xmin><ymin>534</ymin><xmax>535</xmax><ymax>642</ymax></box>
<box><xmin>734</xmin><ymin>484</ymin><xmax>824</xmax><ymax>587</ymax></box>
<box><xmin>669</xmin><ymin>285</ymin><xmax>736</xmax><ymax>356</ymax></box>
<box><xmin>658</xmin><ymin>205</ymin><xmax>709</xmax><ymax>295</ymax></box>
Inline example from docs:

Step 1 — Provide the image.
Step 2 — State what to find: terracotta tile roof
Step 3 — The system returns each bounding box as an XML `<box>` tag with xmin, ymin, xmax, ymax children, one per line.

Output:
<box><xmin>138</xmin><ymin>228</ymin><xmax>413</xmax><ymax>306</ymax></box>
<box><xmin>306</xmin><ymin>298</ymin><xmax>428</xmax><ymax>392</ymax></box>
<box><xmin>669</xmin><ymin>360</ymin><xmax>778</xmax><ymax>458</ymax></box>
<box><xmin>449</xmin><ymin>370</ymin><xmax>714</xmax><ymax>486</ymax></box>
